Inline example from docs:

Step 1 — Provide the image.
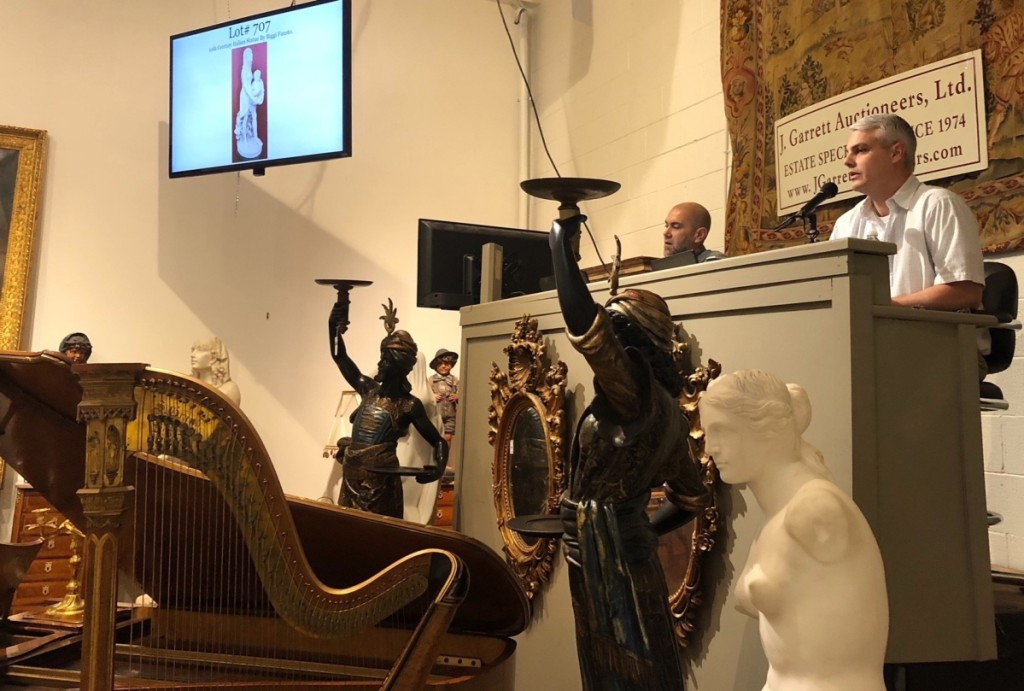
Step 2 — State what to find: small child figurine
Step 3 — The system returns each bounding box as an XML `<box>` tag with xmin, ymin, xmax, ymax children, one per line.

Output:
<box><xmin>429</xmin><ymin>349</ymin><xmax>460</xmax><ymax>444</ymax></box>
<box><xmin>59</xmin><ymin>332</ymin><xmax>93</xmax><ymax>364</ymax></box>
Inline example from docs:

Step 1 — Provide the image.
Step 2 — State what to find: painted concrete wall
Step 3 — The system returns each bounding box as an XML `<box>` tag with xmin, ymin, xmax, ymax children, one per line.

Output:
<box><xmin>522</xmin><ymin>0</ymin><xmax>730</xmax><ymax>262</ymax></box>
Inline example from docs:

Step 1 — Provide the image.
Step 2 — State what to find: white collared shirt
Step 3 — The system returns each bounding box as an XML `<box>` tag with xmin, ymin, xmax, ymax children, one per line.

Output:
<box><xmin>830</xmin><ymin>175</ymin><xmax>985</xmax><ymax>298</ymax></box>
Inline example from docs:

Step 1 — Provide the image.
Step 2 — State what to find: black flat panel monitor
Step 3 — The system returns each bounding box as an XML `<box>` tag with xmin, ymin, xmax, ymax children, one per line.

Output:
<box><xmin>169</xmin><ymin>0</ymin><xmax>351</xmax><ymax>178</ymax></box>
<box><xmin>417</xmin><ymin>219</ymin><xmax>554</xmax><ymax>310</ymax></box>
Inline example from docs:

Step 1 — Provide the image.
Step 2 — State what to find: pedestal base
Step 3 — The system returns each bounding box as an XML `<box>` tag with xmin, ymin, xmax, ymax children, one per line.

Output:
<box><xmin>236</xmin><ymin>136</ymin><xmax>264</xmax><ymax>159</ymax></box>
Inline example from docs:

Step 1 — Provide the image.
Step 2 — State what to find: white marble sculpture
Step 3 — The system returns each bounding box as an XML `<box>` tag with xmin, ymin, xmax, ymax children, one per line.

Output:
<box><xmin>190</xmin><ymin>336</ymin><xmax>241</xmax><ymax>406</ymax></box>
<box><xmin>699</xmin><ymin>369</ymin><xmax>888</xmax><ymax>691</ymax></box>
<box><xmin>234</xmin><ymin>47</ymin><xmax>265</xmax><ymax>159</ymax></box>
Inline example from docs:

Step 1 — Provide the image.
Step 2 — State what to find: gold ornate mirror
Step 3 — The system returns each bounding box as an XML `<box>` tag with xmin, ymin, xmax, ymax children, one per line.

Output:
<box><xmin>1</xmin><ymin>125</ymin><xmax>47</xmax><ymax>351</ymax></box>
<box><xmin>656</xmin><ymin>359</ymin><xmax>722</xmax><ymax>647</ymax></box>
<box><xmin>488</xmin><ymin>315</ymin><xmax>567</xmax><ymax>600</ymax></box>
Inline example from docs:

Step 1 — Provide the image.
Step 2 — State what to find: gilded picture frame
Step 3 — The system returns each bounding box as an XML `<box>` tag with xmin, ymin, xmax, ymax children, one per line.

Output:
<box><xmin>0</xmin><ymin>125</ymin><xmax>47</xmax><ymax>486</ymax></box>
<box><xmin>1</xmin><ymin>125</ymin><xmax>47</xmax><ymax>351</ymax></box>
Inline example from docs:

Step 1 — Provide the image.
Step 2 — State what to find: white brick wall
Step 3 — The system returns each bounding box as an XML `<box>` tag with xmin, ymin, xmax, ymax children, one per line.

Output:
<box><xmin>526</xmin><ymin>0</ymin><xmax>729</xmax><ymax>262</ymax></box>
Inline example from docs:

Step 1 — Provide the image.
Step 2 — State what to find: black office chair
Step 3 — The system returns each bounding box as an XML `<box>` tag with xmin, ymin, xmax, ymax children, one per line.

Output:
<box><xmin>977</xmin><ymin>262</ymin><xmax>1020</xmax><ymax>527</ymax></box>
<box><xmin>979</xmin><ymin>261</ymin><xmax>1020</xmax><ymax>411</ymax></box>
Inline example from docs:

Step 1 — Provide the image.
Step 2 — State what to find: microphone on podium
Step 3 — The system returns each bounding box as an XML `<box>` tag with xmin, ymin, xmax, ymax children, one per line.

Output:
<box><xmin>795</xmin><ymin>181</ymin><xmax>839</xmax><ymax>219</ymax></box>
<box><xmin>772</xmin><ymin>181</ymin><xmax>839</xmax><ymax>232</ymax></box>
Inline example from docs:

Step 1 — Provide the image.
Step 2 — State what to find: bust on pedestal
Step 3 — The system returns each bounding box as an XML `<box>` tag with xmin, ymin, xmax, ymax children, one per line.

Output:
<box><xmin>190</xmin><ymin>336</ymin><xmax>241</xmax><ymax>406</ymax></box>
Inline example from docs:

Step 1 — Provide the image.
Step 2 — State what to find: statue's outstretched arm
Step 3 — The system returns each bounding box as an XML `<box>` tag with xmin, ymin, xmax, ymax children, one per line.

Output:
<box><xmin>552</xmin><ymin>213</ymin><xmax>645</xmax><ymax>418</ymax></box>
<box><xmin>550</xmin><ymin>214</ymin><xmax>598</xmax><ymax>338</ymax></box>
<box><xmin>327</xmin><ymin>319</ymin><xmax>365</xmax><ymax>391</ymax></box>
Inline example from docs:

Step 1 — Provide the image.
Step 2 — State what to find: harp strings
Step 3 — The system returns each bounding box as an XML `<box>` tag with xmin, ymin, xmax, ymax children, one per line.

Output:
<box><xmin>124</xmin><ymin>375</ymin><xmax>394</xmax><ymax>684</ymax></box>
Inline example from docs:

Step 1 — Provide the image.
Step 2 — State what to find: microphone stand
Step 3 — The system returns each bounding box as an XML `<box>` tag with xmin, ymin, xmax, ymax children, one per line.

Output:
<box><xmin>772</xmin><ymin>213</ymin><xmax>797</xmax><ymax>232</ymax></box>
<box><xmin>806</xmin><ymin>211</ymin><xmax>820</xmax><ymax>243</ymax></box>
<box><xmin>772</xmin><ymin>210</ymin><xmax>821</xmax><ymax>243</ymax></box>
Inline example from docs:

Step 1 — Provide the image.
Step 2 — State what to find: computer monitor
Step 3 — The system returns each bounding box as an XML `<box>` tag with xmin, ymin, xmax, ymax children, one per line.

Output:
<box><xmin>416</xmin><ymin>219</ymin><xmax>553</xmax><ymax>310</ymax></box>
<box><xmin>649</xmin><ymin>250</ymin><xmax>698</xmax><ymax>271</ymax></box>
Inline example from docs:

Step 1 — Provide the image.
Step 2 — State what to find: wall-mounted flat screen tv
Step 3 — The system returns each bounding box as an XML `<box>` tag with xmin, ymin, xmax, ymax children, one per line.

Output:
<box><xmin>417</xmin><ymin>219</ymin><xmax>554</xmax><ymax>310</ymax></box>
<box><xmin>169</xmin><ymin>0</ymin><xmax>351</xmax><ymax>178</ymax></box>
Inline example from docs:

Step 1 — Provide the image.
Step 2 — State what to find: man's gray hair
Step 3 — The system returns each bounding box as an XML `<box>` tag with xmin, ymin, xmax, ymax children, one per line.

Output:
<box><xmin>851</xmin><ymin>113</ymin><xmax>917</xmax><ymax>173</ymax></box>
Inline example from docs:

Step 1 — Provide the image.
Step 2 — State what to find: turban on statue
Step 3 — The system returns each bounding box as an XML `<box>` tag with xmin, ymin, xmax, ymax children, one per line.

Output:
<box><xmin>59</xmin><ymin>332</ymin><xmax>93</xmax><ymax>355</ymax></box>
<box><xmin>381</xmin><ymin>330</ymin><xmax>418</xmax><ymax>357</ymax></box>
<box><xmin>604</xmin><ymin>289</ymin><xmax>676</xmax><ymax>353</ymax></box>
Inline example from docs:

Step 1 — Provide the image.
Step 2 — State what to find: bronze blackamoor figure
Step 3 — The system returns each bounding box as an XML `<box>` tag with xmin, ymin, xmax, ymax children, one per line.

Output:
<box><xmin>326</xmin><ymin>288</ymin><xmax>446</xmax><ymax>518</ymax></box>
<box><xmin>535</xmin><ymin>177</ymin><xmax>709</xmax><ymax>690</ymax></box>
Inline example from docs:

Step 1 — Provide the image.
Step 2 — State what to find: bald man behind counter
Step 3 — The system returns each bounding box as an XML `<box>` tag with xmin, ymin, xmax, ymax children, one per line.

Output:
<box><xmin>663</xmin><ymin>202</ymin><xmax>726</xmax><ymax>262</ymax></box>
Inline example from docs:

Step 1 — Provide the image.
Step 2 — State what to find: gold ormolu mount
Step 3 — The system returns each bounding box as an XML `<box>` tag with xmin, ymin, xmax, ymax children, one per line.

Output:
<box><xmin>45</xmin><ymin>519</ymin><xmax>86</xmax><ymax>619</ymax></box>
<box><xmin>25</xmin><ymin>508</ymin><xmax>86</xmax><ymax>622</ymax></box>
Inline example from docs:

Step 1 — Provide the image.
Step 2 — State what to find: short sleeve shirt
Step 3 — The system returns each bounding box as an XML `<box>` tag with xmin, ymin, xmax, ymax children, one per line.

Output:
<box><xmin>829</xmin><ymin>175</ymin><xmax>985</xmax><ymax>299</ymax></box>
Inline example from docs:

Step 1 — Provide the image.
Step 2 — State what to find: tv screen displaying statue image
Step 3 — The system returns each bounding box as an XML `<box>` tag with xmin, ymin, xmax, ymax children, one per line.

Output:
<box><xmin>169</xmin><ymin>0</ymin><xmax>351</xmax><ymax>178</ymax></box>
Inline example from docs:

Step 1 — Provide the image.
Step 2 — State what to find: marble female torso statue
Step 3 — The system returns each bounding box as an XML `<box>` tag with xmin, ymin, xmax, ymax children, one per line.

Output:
<box><xmin>700</xmin><ymin>370</ymin><xmax>888</xmax><ymax>691</ymax></box>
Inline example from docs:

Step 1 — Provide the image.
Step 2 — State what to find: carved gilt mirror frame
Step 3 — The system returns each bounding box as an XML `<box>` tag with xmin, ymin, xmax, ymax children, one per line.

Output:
<box><xmin>488</xmin><ymin>315</ymin><xmax>567</xmax><ymax>600</ymax></box>
<box><xmin>657</xmin><ymin>358</ymin><xmax>722</xmax><ymax>647</ymax></box>
<box><xmin>0</xmin><ymin>125</ymin><xmax>47</xmax><ymax>351</ymax></box>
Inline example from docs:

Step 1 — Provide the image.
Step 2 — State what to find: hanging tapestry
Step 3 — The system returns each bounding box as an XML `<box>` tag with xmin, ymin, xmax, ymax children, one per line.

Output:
<box><xmin>720</xmin><ymin>0</ymin><xmax>1024</xmax><ymax>255</ymax></box>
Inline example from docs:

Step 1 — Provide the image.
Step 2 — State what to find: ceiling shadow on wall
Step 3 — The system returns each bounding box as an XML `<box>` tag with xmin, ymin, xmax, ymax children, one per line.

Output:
<box><xmin>568</xmin><ymin>0</ymin><xmax>594</xmax><ymax>86</ymax></box>
<box><xmin>155</xmin><ymin>122</ymin><xmax>402</xmax><ymax>442</ymax></box>
<box><xmin>545</xmin><ymin>1</ymin><xmax>683</xmax><ymax>198</ymax></box>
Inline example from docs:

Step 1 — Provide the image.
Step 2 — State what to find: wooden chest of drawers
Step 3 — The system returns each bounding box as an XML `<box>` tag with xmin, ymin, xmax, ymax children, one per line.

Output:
<box><xmin>9</xmin><ymin>485</ymin><xmax>74</xmax><ymax>614</ymax></box>
<box><xmin>434</xmin><ymin>487</ymin><xmax>455</xmax><ymax>528</ymax></box>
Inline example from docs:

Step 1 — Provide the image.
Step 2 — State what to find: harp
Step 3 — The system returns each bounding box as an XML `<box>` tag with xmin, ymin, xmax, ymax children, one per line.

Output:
<box><xmin>0</xmin><ymin>351</ymin><xmax>529</xmax><ymax>689</ymax></box>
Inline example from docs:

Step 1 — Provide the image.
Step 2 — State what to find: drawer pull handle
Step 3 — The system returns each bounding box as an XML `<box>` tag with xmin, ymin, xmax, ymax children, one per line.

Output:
<box><xmin>42</xmin><ymin>585</ymin><xmax>50</xmax><ymax>596</ymax></box>
<box><xmin>44</xmin><ymin>561</ymin><xmax>53</xmax><ymax>573</ymax></box>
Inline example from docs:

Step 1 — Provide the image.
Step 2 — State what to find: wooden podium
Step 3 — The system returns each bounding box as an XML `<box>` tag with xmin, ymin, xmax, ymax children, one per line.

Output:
<box><xmin>452</xmin><ymin>239</ymin><xmax>997</xmax><ymax>690</ymax></box>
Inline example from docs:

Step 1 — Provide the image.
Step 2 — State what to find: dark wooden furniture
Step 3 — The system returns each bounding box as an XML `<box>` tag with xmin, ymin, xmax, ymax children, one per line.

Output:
<box><xmin>435</xmin><ymin>484</ymin><xmax>454</xmax><ymax>528</ymax></box>
<box><xmin>8</xmin><ymin>485</ymin><xmax>73</xmax><ymax>615</ymax></box>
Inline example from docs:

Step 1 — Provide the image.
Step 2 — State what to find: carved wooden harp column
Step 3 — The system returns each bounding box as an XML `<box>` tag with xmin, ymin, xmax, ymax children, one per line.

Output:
<box><xmin>74</xmin><ymin>363</ymin><xmax>146</xmax><ymax>691</ymax></box>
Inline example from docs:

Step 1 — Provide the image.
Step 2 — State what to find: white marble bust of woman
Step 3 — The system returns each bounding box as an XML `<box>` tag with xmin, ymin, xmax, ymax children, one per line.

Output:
<box><xmin>190</xmin><ymin>336</ymin><xmax>241</xmax><ymax>406</ymax></box>
<box><xmin>699</xmin><ymin>369</ymin><xmax>888</xmax><ymax>691</ymax></box>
